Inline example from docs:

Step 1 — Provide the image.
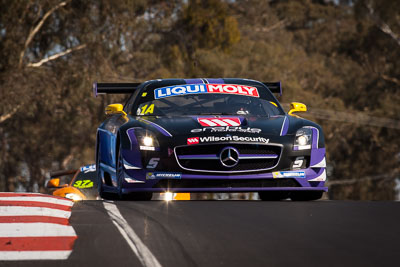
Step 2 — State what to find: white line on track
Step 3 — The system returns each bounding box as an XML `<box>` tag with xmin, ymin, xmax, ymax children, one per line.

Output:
<box><xmin>0</xmin><ymin>196</ymin><xmax>73</xmax><ymax>206</ymax></box>
<box><xmin>0</xmin><ymin>223</ymin><xmax>76</xmax><ymax>237</ymax></box>
<box><xmin>103</xmin><ymin>201</ymin><xmax>162</xmax><ymax>267</ymax></box>
<box><xmin>0</xmin><ymin>206</ymin><xmax>71</xmax><ymax>219</ymax></box>
<box><xmin>0</xmin><ymin>251</ymin><xmax>72</xmax><ymax>261</ymax></box>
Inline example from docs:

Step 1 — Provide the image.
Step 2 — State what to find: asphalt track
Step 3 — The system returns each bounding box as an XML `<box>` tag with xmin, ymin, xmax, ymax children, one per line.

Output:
<box><xmin>2</xmin><ymin>200</ymin><xmax>400</xmax><ymax>267</ymax></box>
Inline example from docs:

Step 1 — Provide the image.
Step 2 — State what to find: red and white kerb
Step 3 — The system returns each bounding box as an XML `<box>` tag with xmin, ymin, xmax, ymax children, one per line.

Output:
<box><xmin>0</xmin><ymin>193</ymin><xmax>77</xmax><ymax>260</ymax></box>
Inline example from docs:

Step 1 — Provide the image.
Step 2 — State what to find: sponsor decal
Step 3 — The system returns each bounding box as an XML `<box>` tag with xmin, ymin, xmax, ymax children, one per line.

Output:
<box><xmin>73</xmin><ymin>180</ymin><xmax>94</xmax><ymax>189</ymax></box>
<box><xmin>292</xmin><ymin>157</ymin><xmax>304</xmax><ymax>169</ymax></box>
<box><xmin>191</xmin><ymin>126</ymin><xmax>261</xmax><ymax>133</ymax></box>
<box><xmin>146</xmin><ymin>172</ymin><xmax>182</xmax><ymax>180</ymax></box>
<box><xmin>154</xmin><ymin>84</ymin><xmax>259</xmax><ymax>99</ymax></box>
<box><xmin>80</xmin><ymin>164</ymin><xmax>96</xmax><ymax>173</ymax></box>
<box><xmin>273</xmin><ymin>171</ymin><xmax>306</xmax><ymax>179</ymax></box>
<box><xmin>187</xmin><ymin>136</ymin><xmax>269</xmax><ymax>145</ymax></box>
<box><xmin>137</xmin><ymin>104</ymin><xmax>155</xmax><ymax>115</ymax></box>
<box><xmin>146</xmin><ymin>158</ymin><xmax>160</xmax><ymax>169</ymax></box>
<box><xmin>187</xmin><ymin>137</ymin><xmax>200</xmax><ymax>145</ymax></box>
<box><xmin>198</xmin><ymin>117</ymin><xmax>241</xmax><ymax>127</ymax></box>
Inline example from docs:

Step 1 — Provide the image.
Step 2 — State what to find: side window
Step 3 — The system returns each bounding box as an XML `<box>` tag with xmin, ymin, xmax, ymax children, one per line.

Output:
<box><xmin>261</xmin><ymin>100</ymin><xmax>281</xmax><ymax>116</ymax></box>
<box><xmin>124</xmin><ymin>87</ymin><xmax>142</xmax><ymax>114</ymax></box>
<box><xmin>123</xmin><ymin>94</ymin><xmax>135</xmax><ymax>113</ymax></box>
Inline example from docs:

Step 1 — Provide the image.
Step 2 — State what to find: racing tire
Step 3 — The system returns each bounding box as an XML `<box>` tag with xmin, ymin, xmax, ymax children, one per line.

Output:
<box><xmin>98</xmin><ymin>172</ymin><xmax>115</xmax><ymax>200</ymax></box>
<box><xmin>258</xmin><ymin>191</ymin><xmax>289</xmax><ymax>201</ymax></box>
<box><xmin>116</xmin><ymin>142</ymin><xmax>125</xmax><ymax>200</ymax></box>
<box><xmin>97</xmin><ymin>142</ymin><xmax>116</xmax><ymax>200</ymax></box>
<box><xmin>290</xmin><ymin>191</ymin><xmax>323</xmax><ymax>201</ymax></box>
<box><xmin>96</xmin><ymin>144</ymin><xmax>107</xmax><ymax>199</ymax></box>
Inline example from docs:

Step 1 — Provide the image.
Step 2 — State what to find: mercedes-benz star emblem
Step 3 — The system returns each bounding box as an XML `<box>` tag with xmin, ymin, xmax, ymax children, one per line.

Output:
<box><xmin>220</xmin><ymin>147</ymin><xmax>240</xmax><ymax>168</ymax></box>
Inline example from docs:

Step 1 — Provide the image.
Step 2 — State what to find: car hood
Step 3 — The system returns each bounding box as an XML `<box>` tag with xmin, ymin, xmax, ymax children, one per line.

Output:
<box><xmin>134</xmin><ymin>115</ymin><xmax>299</xmax><ymax>137</ymax></box>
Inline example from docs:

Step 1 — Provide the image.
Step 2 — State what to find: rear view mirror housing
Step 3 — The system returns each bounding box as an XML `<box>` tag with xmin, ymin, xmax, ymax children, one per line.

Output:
<box><xmin>46</xmin><ymin>178</ymin><xmax>68</xmax><ymax>188</ymax></box>
<box><xmin>105</xmin><ymin>104</ymin><xmax>126</xmax><ymax>116</ymax></box>
<box><xmin>47</xmin><ymin>178</ymin><xmax>60</xmax><ymax>188</ymax></box>
<box><xmin>288</xmin><ymin>102</ymin><xmax>307</xmax><ymax>115</ymax></box>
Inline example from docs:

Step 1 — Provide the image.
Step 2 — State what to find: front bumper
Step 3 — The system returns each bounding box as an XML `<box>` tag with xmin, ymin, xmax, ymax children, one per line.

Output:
<box><xmin>117</xmin><ymin>136</ymin><xmax>328</xmax><ymax>194</ymax></box>
<box><xmin>120</xmin><ymin>167</ymin><xmax>327</xmax><ymax>194</ymax></box>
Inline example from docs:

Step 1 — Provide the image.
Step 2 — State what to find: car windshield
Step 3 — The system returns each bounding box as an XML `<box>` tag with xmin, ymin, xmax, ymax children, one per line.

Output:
<box><xmin>133</xmin><ymin>84</ymin><xmax>284</xmax><ymax>116</ymax></box>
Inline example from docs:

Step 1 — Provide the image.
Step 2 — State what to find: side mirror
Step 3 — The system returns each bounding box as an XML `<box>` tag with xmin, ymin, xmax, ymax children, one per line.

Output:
<box><xmin>47</xmin><ymin>178</ymin><xmax>60</xmax><ymax>188</ymax></box>
<box><xmin>288</xmin><ymin>102</ymin><xmax>307</xmax><ymax>115</ymax></box>
<box><xmin>105</xmin><ymin>104</ymin><xmax>127</xmax><ymax>116</ymax></box>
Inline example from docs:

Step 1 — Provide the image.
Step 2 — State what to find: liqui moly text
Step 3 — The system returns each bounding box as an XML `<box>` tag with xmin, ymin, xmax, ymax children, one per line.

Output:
<box><xmin>154</xmin><ymin>84</ymin><xmax>259</xmax><ymax>99</ymax></box>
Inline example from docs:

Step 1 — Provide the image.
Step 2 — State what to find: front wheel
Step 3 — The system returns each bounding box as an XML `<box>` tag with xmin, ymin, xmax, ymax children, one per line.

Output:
<box><xmin>96</xmin><ymin>143</ymin><xmax>111</xmax><ymax>200</ymax></box>
<box><xmin>290</xmin><ymin>191</ymin><xmax>323</xmax><ymax>201</ymax></box>
<box><xmin>116</xmin><ymin>143</ymin><xmax>125</xmax><ymax>200</ymax></box>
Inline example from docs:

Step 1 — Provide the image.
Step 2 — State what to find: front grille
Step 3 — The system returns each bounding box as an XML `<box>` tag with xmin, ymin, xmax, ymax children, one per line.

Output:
<box><xmin>153</xmin><ymin>178</ymin><xmax>299</xmax><ymax>189</ymax></box>
<box><xmin>175</xmin><ymin>143</ymin><xmax>282</xmax><ymax>173</ymax></box>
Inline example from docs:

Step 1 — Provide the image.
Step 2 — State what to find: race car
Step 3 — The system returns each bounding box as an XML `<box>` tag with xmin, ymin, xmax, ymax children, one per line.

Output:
<box><xmin>93</xmin><ymin>78</ymin><xmax>327</xmax><ymax>201</ymax></box>
<box><xmin>46</xmin><ymin>164</ymin><xmax>98</xmax><ymax>201</ymax></box>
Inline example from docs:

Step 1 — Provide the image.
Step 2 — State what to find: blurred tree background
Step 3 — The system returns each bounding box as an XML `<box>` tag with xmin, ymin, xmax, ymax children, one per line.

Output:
<box><xmin>0</xmin><ymin>0</ymin><xmax>399</xmax><ymax>199</ymax></box>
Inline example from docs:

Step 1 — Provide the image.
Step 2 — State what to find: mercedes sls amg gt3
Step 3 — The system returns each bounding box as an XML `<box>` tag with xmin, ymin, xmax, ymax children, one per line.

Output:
<box><xmin>94</xmin><ymin>78</ymin><xmax>327</xmax><ymax>201</ymax></box>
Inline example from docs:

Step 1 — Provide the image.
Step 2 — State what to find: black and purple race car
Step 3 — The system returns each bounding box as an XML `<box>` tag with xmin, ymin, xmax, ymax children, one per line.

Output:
<box><xmin>94</xmin><ymin>78</ymin><xmax>327</xmax><ymax>201</ymax></box>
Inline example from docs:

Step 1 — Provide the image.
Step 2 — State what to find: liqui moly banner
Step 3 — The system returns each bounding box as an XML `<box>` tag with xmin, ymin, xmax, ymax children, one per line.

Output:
<box><xmin>154</xmin><ymin>84</ymin><xmax>259</xmax><ymax>99</ymax></box>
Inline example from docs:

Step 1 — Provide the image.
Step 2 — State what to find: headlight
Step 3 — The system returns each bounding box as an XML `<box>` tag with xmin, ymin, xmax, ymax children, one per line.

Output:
<box><xmin>134</xmin><ymin>129</ymin><xmax>160</xmax><ymax>151</ymax></box>
<box><xmin>142</xmin><ymin>136</ymin><xmax>153</xmax><ymax>147</ymax></box>
<box><xmin>65</xmin><ymin>193</ymin><xmax>83</xmax><ymax>201</ymax></box>
<box><xmin>294</xmin><ymin>127</ymin><xmax>312</xmax><ymax>150</ymax></box>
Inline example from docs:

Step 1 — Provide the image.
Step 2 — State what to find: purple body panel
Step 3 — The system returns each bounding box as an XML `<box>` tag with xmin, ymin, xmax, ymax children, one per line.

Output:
<box><xmin>178</xmin><ymin>154</ymin><xmax>217</xmax><ymax>159</ymax></box>
<box><xmin>123</xmin><ymin>129</ymin><xmax>143</xmax><ymax>168</ymax></box>
<box><xmin>122</xmin><ymin>165</ymin><xmax>327</xmax><ymax>193</ymax></box>
<box><xmin>122</xmin><ymin>187</ymin><xmax>327</xmax><ymax>194</ymax></box>
<box><xmin>126</xmin><ymin>128</ymin><xmax>139</xmax><ymax>150</ymax></box>
<box><xmin>93</xmin><ymin>82</ymin><xmax>98</xmax><ymax>97</ymax></box>
<box><xmin>124</xmin><ymin>160</ymin><xmax>325</xmax><ymax>181</ymax></box>
<box><xmin>280</xmin><ymin>116</ymin><xmax>289</xmax><ymax>136</ymax></box>
<box><xmin>206</xmin><ymin>78</ymin><xmax>225</xmax><ymax>84</ymax></box>
<box><xmin>239</xmin><ymin>154</ymin><xmax>278</xmax><ymax>159</ymax></box>
<box><xmin>311</xmin><ymin>128</ymin><xmax>319</xmax><ymax>149</ymax></box>
<box><xmin>310</xmin><ymin>148</ymin><xmax>325</xmax><ymax>166</ymax></box>
<box><xmin>122</xmin><ymin>148</ymin><xmax>142</xmax><ymax>168</ymax></box>
<box><xmin>184</xmin><ymin>79</ymin><xmax>204</xmax><ymax>84</ymax></box>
